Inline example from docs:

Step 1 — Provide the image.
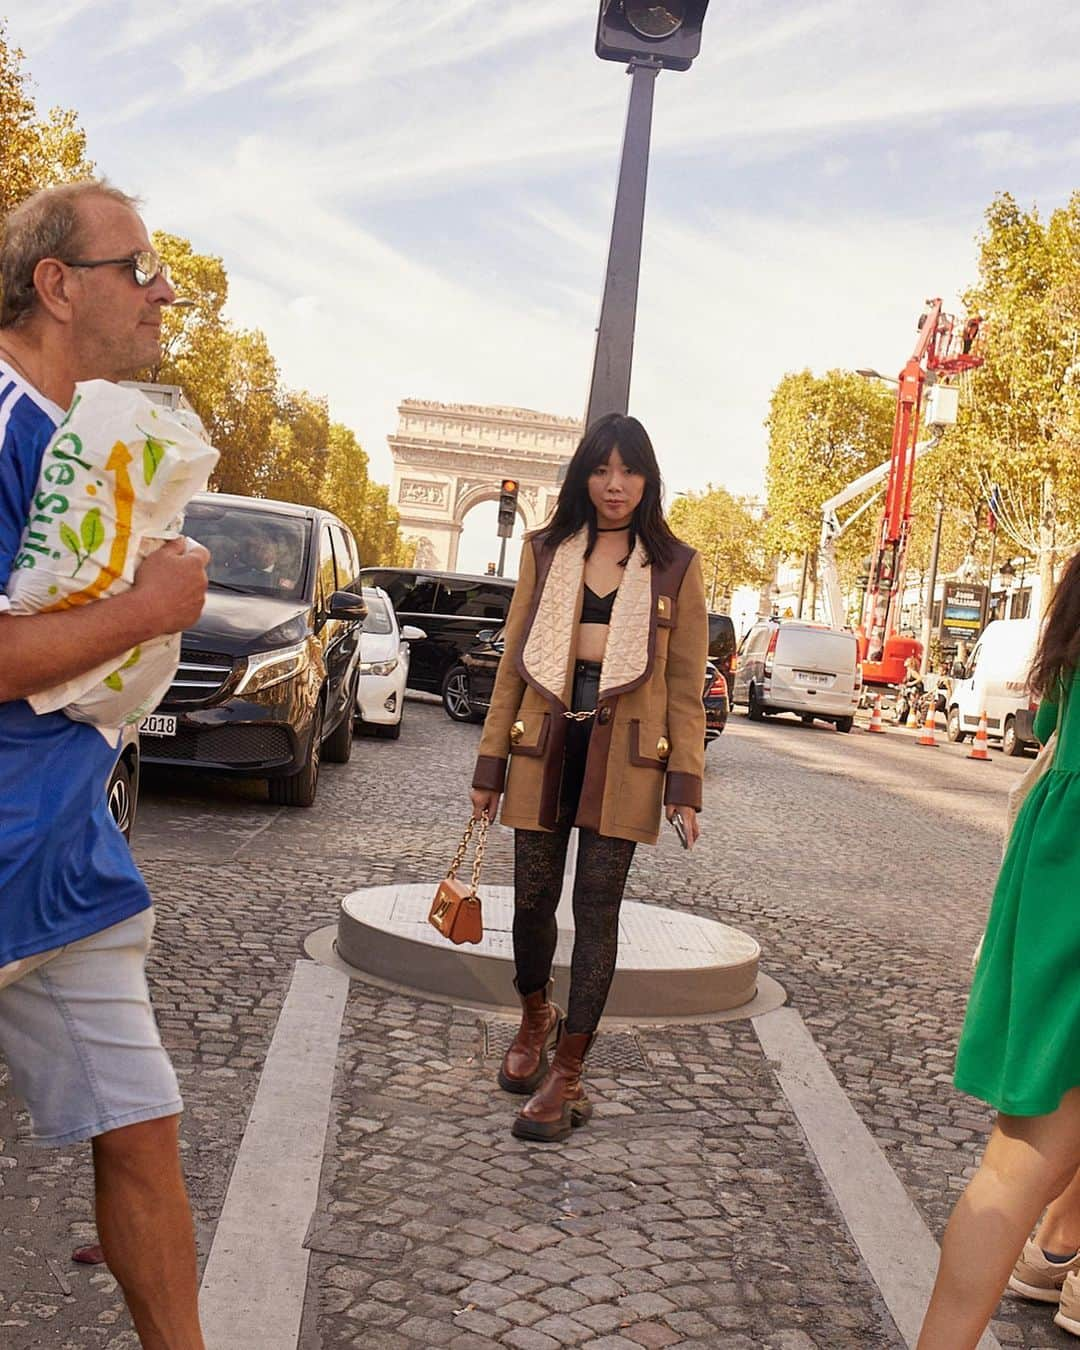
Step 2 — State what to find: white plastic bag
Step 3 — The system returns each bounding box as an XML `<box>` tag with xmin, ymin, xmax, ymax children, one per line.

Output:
<box><xmin>6</xmin><ymin>379</ymin><xmax>218</xmax><ymax>726</ymax></box>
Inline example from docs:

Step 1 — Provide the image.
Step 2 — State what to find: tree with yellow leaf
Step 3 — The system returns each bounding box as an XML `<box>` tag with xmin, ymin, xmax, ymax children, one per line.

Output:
<box><xmin>0</xmin><ymin>21</ymin><xmax>93</xmax><ymax>224</ymax></box>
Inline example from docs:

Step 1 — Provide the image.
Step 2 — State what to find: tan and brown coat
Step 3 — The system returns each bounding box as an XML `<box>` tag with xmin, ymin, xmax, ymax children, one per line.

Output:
<box><xmin>472</xmin><ymin>528</ymin><xmax>708</xmax><ymax>845</ymax></box>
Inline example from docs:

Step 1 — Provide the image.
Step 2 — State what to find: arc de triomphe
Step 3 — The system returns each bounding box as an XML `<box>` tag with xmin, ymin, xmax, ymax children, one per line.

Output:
<box><xmin>388</xmin><ymin>400</ymin><xmax>583</xmax><ymax>572</ymax></box>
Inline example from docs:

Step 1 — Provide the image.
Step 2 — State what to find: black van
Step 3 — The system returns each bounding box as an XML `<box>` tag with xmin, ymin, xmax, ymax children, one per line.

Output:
<box><xmin>708</xmin><ymin>612</ymin><xmax>738</xmax><ymax>699</ymax></box>
<box><xmin>140</xmin><ymin>493</ymin><xmax>367</xmax><ymax>807</ymax></box>
<box><xmin>359</xmin><ymin>567</ymin><xmax>515</xmax><ymax>695</ymax></box>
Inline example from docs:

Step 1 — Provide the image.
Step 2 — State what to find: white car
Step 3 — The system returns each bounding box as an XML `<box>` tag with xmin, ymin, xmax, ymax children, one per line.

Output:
<box><xmin>355</xmin><ymin>587</ymin><xmax>426</xmax><ymax>740</ymax></box>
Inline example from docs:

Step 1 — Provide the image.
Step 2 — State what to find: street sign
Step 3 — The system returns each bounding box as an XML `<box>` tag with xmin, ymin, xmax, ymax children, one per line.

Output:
<box><xmin>939</xmin><ymin>582</ymin><xmax>987</xmax><ymax>644</ymax></box>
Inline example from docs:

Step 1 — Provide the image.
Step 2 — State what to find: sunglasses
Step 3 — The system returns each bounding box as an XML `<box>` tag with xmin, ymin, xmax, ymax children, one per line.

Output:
<box><xmin>60</xmin><ymin>249</ymin><xmax>172</xmax><ymax>288</ymax></box>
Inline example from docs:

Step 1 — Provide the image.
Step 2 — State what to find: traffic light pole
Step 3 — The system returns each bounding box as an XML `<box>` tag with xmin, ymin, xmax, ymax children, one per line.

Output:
<box><xmin>584</xmin><ymin>57</ymin><xmax>660</xmax><ymax>429</ymax></box>
<box><xmin>497</xmin><ymin>536</ymin><xmax>508</xmax><ymax>577</ymax></box>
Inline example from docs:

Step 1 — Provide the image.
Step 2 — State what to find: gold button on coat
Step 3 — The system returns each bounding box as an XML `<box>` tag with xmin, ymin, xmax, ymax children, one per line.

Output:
<box><xmin>509</xmin><ymin>720</ymin><xmax>525</xmax><ymax>744</ymax></box>
<box><xmin>656</xmin><ymin>736</ymin><xmax>671</xmax><ymax>760</ymax></box>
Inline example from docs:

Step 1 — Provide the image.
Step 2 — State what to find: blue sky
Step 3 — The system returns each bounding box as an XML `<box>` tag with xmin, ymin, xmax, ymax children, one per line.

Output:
<box><xmin>10</xmin><ymin>1</ymin><xmax>1080</xmax><ymax>568</ymax></box>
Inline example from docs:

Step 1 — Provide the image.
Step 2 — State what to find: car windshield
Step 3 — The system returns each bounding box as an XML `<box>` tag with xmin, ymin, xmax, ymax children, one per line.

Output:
<box><xmin>184</xmin><ymin>502</ymin><xmax>311</xmax><ymax>601</ymax></box>
<box><xmin>361</xmin><ymin>594</ymin><xmax>393</xmax><ymax>635</ymax></box>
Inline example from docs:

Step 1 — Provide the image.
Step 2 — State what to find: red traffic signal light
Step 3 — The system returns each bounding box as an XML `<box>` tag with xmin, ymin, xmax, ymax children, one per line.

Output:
<box><xmin>497</xmin><ymin>478</ymin><xmax>520</xmax><ymax>538</ymax></box>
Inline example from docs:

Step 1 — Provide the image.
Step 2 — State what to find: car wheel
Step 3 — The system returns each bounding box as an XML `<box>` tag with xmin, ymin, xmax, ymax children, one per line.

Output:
<box><xmin>323</xmin><ymin>680</ymin><xmax>356</xmax><ymax>764</ymax></box>
<box><xmin>835</xmin><ymin>716</ymin><xmax>854</xmax><ymax>733</ymax></box>
<box><xmin>1003</xmin><ymin>715</ymin><xmax>1024</xmax><ymax>757</ymax></box>
<box><xmin>106</xmin><ymin>756</ymin><xmax>134</xmax><ymax>841</ymax></box>
<box><xmin>946</xmin><ymin>706</ymin><xmax>967</xmax><ymax>743</ymax></box>
<box><xmin>747</xmin><ymin>685</ymin><xmax>764</xmax><ymax>721</ymax></box>
<box><xmin>442</xmin><ymin>665</ymin><xmax>480</xmax><ymax>723</ymax></box>
<box><xmin>376</xmin><ymin>720</ymin><xmax>402</xmax><ymax>740</ymax></box>
<box><xmin>269</xmin><ymin>702</ymin><xmax>322</xmax><ymax>807</ymax></box>
<box><xmin>800</xmin><ymin>714</ymin><xmax>815</xmax><ymax>726</ymax></box>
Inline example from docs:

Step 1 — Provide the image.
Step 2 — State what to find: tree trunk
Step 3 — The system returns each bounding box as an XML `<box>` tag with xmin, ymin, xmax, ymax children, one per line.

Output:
<box><xmin>1038</xmin><ymin>475</ymin><xmax>1057</xmax><ymax>616</ymax></box>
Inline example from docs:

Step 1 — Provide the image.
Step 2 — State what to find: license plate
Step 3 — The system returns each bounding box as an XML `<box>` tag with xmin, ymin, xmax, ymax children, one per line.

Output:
<box><xmin>795</xmin><ymin>671</ymin><xmax>831</xmax><ymax>686</ymax></box>
<box><xmin>138</xmin><ymin>714</ymin><xmax>177</xmax><ymax>737</ymax></box>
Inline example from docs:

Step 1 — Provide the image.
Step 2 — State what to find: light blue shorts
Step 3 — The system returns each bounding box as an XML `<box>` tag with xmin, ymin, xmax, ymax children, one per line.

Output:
<box><xmin>0</xmin><ymin>909</ymin><xmax>182</xmax><ymax>1146</ymax></box>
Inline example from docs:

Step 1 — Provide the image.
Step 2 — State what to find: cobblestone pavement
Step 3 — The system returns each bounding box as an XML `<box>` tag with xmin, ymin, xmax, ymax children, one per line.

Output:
<box><xmin>0</xmin><ymin>699</ymin><xmax>1068</xmax><ymax>1347</ymax></box>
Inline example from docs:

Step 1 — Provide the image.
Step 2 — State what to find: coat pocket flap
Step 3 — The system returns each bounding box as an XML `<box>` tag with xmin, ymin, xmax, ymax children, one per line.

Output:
<box><xmin>508</xmin><ymin>712</ymin><xmax>551</xmax><ymax>758</ymax></box>
<box><xmin>629</xmin><ymin>719</ymin><xmax>670</xmax><ymax>769</ymax></box>
<box><xmin>656</xmin><ymin>594</ymin><xmax>677</xmax><ymax>628</ymax></box>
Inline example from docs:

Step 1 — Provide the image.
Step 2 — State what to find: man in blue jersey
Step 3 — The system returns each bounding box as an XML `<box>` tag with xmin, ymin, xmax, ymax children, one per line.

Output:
<box><xmin>0</xmin><ymin>181</ymin><xmax>209</xmax><ymax>1350</ymax></box>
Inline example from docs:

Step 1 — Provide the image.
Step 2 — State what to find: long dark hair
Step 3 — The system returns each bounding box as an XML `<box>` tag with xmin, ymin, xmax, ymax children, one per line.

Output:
<box><xmin>538</xmin><ymin>413</ymin><xmax>677</xmax><ymax>568</ymax></box>
<box><xmin>1029</xmin><ymin>549</ymin><xmax>1080</xmax><ymax>699</ymax></box>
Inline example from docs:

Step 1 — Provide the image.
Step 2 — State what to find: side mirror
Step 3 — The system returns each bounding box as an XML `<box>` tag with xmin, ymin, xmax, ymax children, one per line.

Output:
<box><xmin>950</xmin><ymin>660</ymin><xmax>965</xmax><ymax>679</ymax></box>
<box><xmin>327</xmin><ymin>589</ymin><xmax>367</xmax><ymax>622</ymax></box>
<box><xmin>475</xmin><ymin>629</ymin><xmax>496</xmax><ymax>644</ymax></box>
<box><xmin>400</xmin><ymin>625</ymin><xmax>426</xmax><ymax>642</ymax></box>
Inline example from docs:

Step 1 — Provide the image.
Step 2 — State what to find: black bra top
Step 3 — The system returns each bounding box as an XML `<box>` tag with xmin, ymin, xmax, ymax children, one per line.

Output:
<box><xmin>581</xmin><ymin>584</ymin><xmax>617</xmax><ymax>625</ymax></box>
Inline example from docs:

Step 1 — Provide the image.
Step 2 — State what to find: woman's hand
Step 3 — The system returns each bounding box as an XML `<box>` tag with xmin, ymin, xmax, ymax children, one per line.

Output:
<box><xmin>470</xmin><ymin>788</ymin><xmax>500</xmax><ymax>821</ymax></box>
<box><xmin>666</xmin><ymin>804</ymin><xmax>701</xmax><ymax>849</ymax></box>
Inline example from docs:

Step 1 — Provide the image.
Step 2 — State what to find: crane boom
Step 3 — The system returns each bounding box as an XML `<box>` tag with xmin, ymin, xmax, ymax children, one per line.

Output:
<box><xmin>818</xmin><ymin>433</ymin><xmax>942</xmax><ymax>629</ymax></box>
<box><xmin>858</xmin><ymin>300</ymin><xmax>983</xmax><ymax>686</ymax></box>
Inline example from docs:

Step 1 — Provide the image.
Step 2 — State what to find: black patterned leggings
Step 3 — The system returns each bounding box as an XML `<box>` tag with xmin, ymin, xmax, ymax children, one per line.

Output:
<box><xmin>512</xmin><ymin>664</ymin><xmax>637</xmax><ymax>1034</ymax></box>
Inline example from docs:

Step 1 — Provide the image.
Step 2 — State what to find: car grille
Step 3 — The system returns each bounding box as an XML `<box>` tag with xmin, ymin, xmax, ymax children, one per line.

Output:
<box><xmin>162</xmin><ymin>649</ymin><xmax>236</xmax><ymax>707</ymax></box>
<box><xmin>142</xmin><ymin>724</ymin><xmax>293</xmax><ymax>766</ymax></box>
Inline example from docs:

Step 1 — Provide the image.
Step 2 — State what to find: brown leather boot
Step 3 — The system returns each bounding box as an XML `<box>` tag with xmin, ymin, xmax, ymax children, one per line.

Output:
<box><xmin>511</xmin><ymin>1030</ymin><xmax>595</xmax><ymax>1142</ymax></box>
<box><xmin>498</xmin><ymin>981</ymin><xmax>563</xmax><ymax>1094</ymax></box>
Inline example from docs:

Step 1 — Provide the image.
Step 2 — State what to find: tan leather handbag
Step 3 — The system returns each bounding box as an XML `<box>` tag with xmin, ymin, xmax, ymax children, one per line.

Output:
<box><xmin>428</xmin><ymin>812</ymin><xmax>488</xmax><ymax>946</ymax></box>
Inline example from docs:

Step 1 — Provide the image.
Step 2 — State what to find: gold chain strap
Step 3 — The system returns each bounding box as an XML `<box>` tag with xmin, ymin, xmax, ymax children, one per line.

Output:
<box><xmin>563</xmin><ymin>709</ymin><xmax>596</xmax><ymax>722</ymax></box>
<box><xmin>469</xmin><ymin>813</ymin><xmax>488</xmax><ymax>894</ymax></box>
<box><xmin>447</xmin><ymin>811</ymin><xmax>490</xmax><ymax>894</ymax></box>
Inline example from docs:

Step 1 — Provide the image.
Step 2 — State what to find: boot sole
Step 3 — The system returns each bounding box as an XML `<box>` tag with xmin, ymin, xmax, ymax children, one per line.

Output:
<box><xmin>511</xmin><ymin>1101</ymin><xmax>592</xmax><ymax>1143</ymax></box>
<box><xmin>497</xmin><ymin>1012</ymin><xmax>563</xmax><ymax>1095</ymax></box>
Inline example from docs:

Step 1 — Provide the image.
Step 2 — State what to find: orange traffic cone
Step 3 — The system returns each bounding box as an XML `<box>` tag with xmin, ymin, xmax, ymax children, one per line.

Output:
<box><xmin>917</xmin><ymin>703</ymin><xmax>938</xmax><ymax>747</ymax></box>
<box><xmin>968</xmin><ymin>710</ymin><xmax>991</xmax><ymax>761</ymax></box>
<box><xmin>905</xmin><ymin>698</ymin><xmax>921</xmax><ymax>729</ymax></box>
<box><xmin>867</xmin><ymin>694</ymin><xmax>885</xmax><ymax>733</ymax></box>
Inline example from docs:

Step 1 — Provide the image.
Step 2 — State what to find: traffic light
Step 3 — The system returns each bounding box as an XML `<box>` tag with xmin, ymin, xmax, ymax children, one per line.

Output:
<box><xmin>595</xmin><ymin>0</ymin><xmax>710</xmax><ymax>71</ymax></box>
<box><xmin>497</xmin><ymin>478</ymin><xmax>519</xmax><ymax>539</ymax></box>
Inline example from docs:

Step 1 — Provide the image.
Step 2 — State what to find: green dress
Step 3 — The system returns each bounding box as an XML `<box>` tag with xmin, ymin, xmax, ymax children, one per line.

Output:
<box><xmin>954</xmin><ymin>676</ymin><xmax>1077</xmax><ymax>1116</ymax></box>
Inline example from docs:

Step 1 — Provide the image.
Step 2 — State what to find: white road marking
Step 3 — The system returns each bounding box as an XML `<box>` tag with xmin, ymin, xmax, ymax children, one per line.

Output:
<box><xmin>199</xmin><ymin>960</ymin><xmax>349</xmax><ymax>1349</ymax></box>
<box><xmin>754</xmin><ymin>1006</ymin><xmax>1002</xmax><ymax>1350</ymax></box>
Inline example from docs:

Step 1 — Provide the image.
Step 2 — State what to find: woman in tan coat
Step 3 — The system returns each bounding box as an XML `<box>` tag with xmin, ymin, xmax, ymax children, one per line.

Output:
<box><xmin>470</xmin><ymin>413</ymin><xmax>708</xmax><ymax>1142</ymax></box>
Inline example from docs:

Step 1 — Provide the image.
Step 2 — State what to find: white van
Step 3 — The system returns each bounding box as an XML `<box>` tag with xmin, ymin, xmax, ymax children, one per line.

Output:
<box><xmin>734</xmin><ymin>620</ymin><xmax>861</xmax><ymax>732</ymax></box>
<box><xmin>946</xmin><ymin>617</ymin><xmax>1039</xmax><ymax>756</ymax></box>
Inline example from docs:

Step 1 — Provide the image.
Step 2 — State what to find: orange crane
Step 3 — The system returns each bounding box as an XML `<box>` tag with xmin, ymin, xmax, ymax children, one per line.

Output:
<box><xmin>857</xmin><ymin>300</ymin><xmax>983</xmax><ymax>686</ymax></box>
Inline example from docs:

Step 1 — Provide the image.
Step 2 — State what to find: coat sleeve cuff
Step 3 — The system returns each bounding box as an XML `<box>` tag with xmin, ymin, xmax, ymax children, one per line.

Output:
<box><xmin>664</xmin><ymin>772</ymin><xmax>702</xmax><ymax>812</ymax></box>
<box><xmin>473</xmin><ymin>755</ymin><xmax>507</xmax><ymax>792</ymax></box>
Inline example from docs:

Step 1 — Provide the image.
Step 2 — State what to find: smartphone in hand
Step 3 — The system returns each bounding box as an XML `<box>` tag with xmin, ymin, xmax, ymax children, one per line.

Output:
<box><xmin>670</xmin><ymin>811</ymin><xmax>690</xmax><ymax>850</ymax></box>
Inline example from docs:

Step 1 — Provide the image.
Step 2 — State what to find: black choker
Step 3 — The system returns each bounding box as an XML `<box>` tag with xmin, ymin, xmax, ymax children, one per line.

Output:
<box><xmin>596</xmin><ymin>525</ymin><xmax>630</xmax><ymax>532</ymax></box>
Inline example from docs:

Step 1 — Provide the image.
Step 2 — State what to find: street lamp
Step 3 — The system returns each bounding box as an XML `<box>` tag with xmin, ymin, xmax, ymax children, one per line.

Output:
<box><xmin>856</xmin><ymin>368</ymin><xmax>899</xmax><ymax>385</ymax></box>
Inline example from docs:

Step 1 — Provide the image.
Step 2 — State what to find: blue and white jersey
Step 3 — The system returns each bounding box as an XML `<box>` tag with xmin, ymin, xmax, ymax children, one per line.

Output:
<box><xmin>0</xmin><ymin>360</ymin><xmax>150</xmax><ymax>966</ymax></box>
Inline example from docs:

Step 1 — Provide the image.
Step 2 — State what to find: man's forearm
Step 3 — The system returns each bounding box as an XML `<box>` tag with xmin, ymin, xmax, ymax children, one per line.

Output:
<box><xmin>0</xmin><ymin>592</ymin><xmax>164</xmax><ymax>704</ymax></box>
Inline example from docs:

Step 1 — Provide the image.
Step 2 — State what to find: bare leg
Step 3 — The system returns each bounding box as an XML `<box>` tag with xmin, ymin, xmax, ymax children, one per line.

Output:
<box><xmin>1037</xmin><ymin>1166</ymin><xmax>1080</xmax><ymax>1252</ymax></box>
<box><xmin>918</xmin><ymin>1087</ymin><xmax>1080</xmax><ymax>1350</ymax></box>
<box><xmin>92</xmin><ymin>1114</ymin><xmax>205</xmax><ymax>1350</ymax></box>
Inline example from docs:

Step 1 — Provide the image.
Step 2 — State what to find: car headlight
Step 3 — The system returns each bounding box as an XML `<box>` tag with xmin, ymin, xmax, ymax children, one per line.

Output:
<box><xmin>234</xmin><ymin>640</ymin><xmax>309</xmax><ymax>696</ymax></box>
<box><xmin>359</xmin><ymin>658</ymin><xmax>398</xmax><ymax>677</ymax></box>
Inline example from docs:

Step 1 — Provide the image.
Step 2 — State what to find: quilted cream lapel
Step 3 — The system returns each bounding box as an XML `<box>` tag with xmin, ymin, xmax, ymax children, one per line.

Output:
<box><xmin>521</xmin><ymin>529</ymin><xmax>588</xmax><ymax>704</ymax></box>
<box><xmin>598</xmin><ymin>540</ymin><xmax>652</xmax><ymax>698</ymax></box>
<box><xmin>520</xmin><ymin>530</ymin><xmax>655</xmax><ymax>705</ymax></box>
